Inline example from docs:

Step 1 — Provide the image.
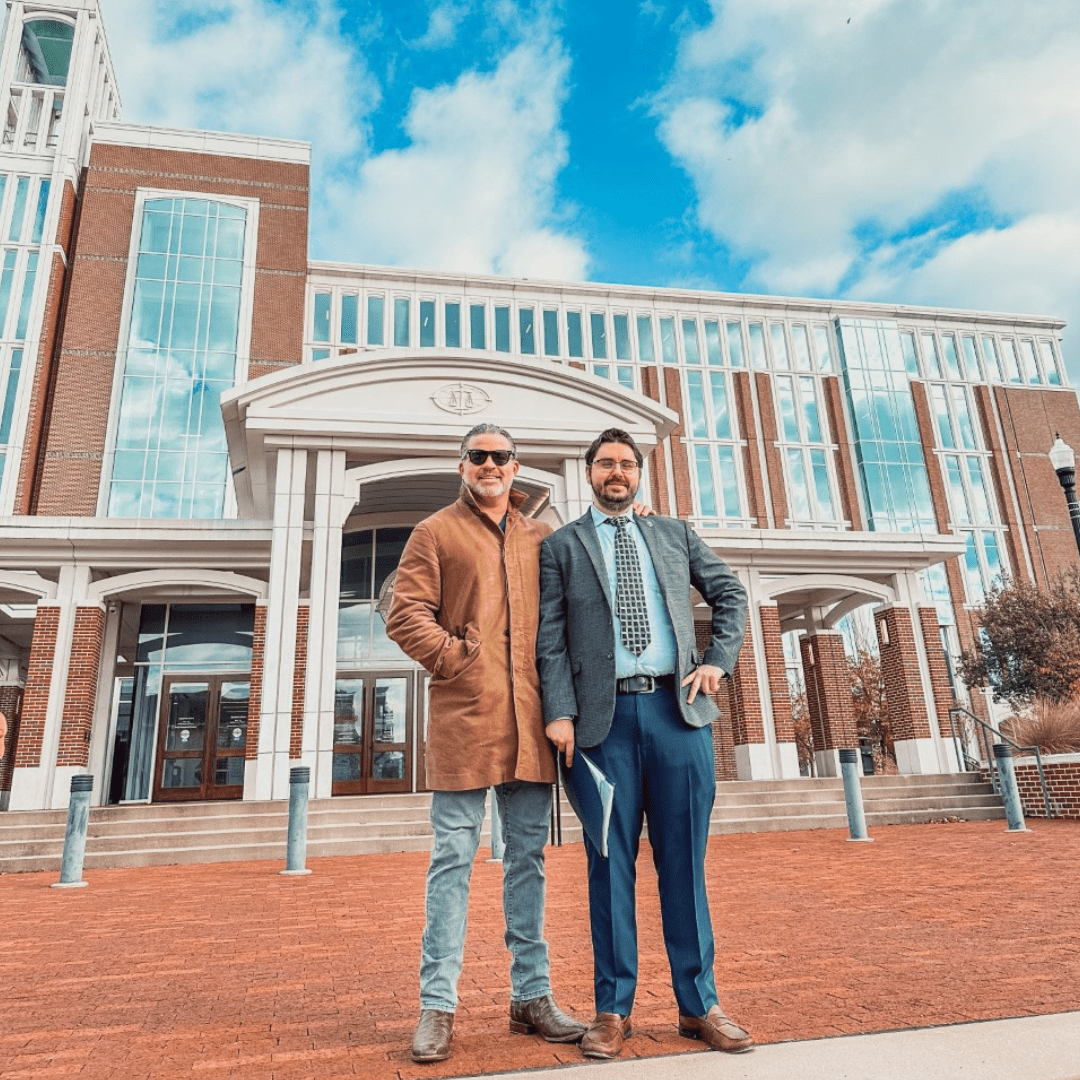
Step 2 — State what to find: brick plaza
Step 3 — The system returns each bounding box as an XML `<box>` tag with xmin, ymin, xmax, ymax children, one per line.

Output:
<box><xmin>3</xmin><ymin>820</ymin><xmax>1079</xmax><ymax>1080</ymax></box>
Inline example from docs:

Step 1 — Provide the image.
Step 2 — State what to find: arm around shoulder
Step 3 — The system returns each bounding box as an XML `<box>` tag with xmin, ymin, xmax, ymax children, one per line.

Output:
<box><xmin>685</xmin><ymin>520</ymin><xmax>748</xmax><ymax>675</ymax></box>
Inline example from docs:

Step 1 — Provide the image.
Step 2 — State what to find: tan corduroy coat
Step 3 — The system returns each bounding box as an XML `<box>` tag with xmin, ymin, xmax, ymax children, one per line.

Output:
<box><xmin>386</xmin><ymin>486</ymin><xmax>556</xmax><ymax>791</ymax></box>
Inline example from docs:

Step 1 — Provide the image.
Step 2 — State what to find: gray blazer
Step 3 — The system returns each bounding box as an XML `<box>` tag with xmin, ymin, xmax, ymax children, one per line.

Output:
<box><xmin>537</xmin><ymin>512</ymin><xmax>748</xmax><ymax>748</ymax></box>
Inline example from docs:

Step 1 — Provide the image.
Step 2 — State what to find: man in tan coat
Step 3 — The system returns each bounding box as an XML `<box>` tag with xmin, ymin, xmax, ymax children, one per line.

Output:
<box><xmin>387</xmin><ymin>423</ymin><xmax>586</xmax><ymax>1064</ymax></box>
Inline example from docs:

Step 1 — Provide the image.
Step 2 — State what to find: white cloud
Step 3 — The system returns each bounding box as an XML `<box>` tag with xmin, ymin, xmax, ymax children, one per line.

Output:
<box><xmin>100</xmin><ymin>0</ymin><xmax>375</xmax><ymax>168</ymax></box>
<box><xmin>320</xmin><ymin>37</ymin><xmax>588</xmax><ymax>279</ymax></box>
<box><xmin>99</xmin><ymin>0</ymin><xmax>587</xmax><ymax>281</ymax></box>
<box><xmin>653</xmin><ymin>0</ymin><xmax>1080</xmax><ymax>362</ymax></box>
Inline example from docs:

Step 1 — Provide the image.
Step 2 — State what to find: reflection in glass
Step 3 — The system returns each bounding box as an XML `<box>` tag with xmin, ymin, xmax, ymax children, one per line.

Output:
<box><xmin>981</xmin><ymin>336</ymin><xmax>1002</xmax><ymax>382</ymax></box>
<box><xmin>637</xmin><ymin>315</ymin><xmax>654</xmax><ymax>362</ymax></box>
<box><xmin>705</xmin><ymin>321</ymin><xmax>722</xmax><ymax>366</ymax></box>
<box><xmin>367</xmin><ymin>295</ymin><xmax>384</xmax><ymax>345</ymax></box>
<box><xmin>162</xmin><ymin>757</ymin><xmax>202</xmax><ymax>788</ymax></box>
<box><xmin>495</xmin><ymin>306</ymin><xmax>510</xmax><ymax>352</ymax></box>
<box><xmin>420</xmin><ymin>300</ymin><xmax>435</xmax><ymax>347</ymax></box>
<box><xmin>217</xmin><ymin>682</ymin><xmax>250</xmax><ymax>748</ymax></box>
<box><xmin>374</xmin><ymin>679</ymin><xmax>408</xmax><ymax>742</ymax></box>
<box><xmin>726</xmin><ymin>321</ymin><xmax>744</xmax><ymax>368</ymax></box>
<box><xmin>591</xmin><ymin>312</ymin><xmax>607</xmax><ymax>359</ymax></box>
<box><xmin>543</xmin><ymin>309</ymin><xmax>559</xmax><ymax>356</ymax></box>
<box><xmin>519</xmin><ymin>307</ymin><xmax>535</xmax><ymax>354</ymax></box>
<box><xmin>215</xmin><ymin>757</ymin><xmax>245</xmax><ymax>785</ymax></box>
<box><xmin>341</xmin><ymin>294</ymin><xmax>358</xmax><ymax>344</ymax></box>
<box><xmin>373</xmin><ymin>752</ymin><xmax>405</xmax><ymax>779</ymax></box>
<box><xmin>333</xmin><ymin>753</ymin><xmax>361</xmax><ymax>782</ymax></box>
<box><xmin>470</xmin><ymin>304</ymin><xmax>486</xmax><ymax>349</ymax></box>
<box><xmin>394</xmin><ymin>297</ymin><xmax>410</xmax><ymax>346</ymax></box>
<box><xmin>107</xmin><ymin>198</ymin><xmax>247</xmax><ymax>519</ymax></box>
<box><xmin>567</xmin><ymin>311</ymin><xmax>583</xmax><ymax>357</ymax></box>
<box><xmin>614</xmin><ymin>314</ymin><xmax>631</xmax><ymax>360</ymax></box>
<box><xmin>445</xmin><ymin>301</ymin><xmax>460</xmax><ymax>348</ymax></box>
<box><xmin>682</xmin><ymin>319</ymin><xmax>700</xmax><ymax>364</ymax></box>
<box><xmin>334</xmin><ymin>679</ymin><xmax>364</xmax><ymax>745</ymax></box>
<box><xmin>748</xmin><ymin>323</ymin><xmax>767</xmax><ymax>368</ymax></box>
<box><xmin>660</xmin><ymin>317</ymin><xmax>675</xmax><ymax>364</ymax></box>
<box><xmin>165</xmin><ymin>683</ymin><xmax>208</xmax><ymax>751</ymax></box>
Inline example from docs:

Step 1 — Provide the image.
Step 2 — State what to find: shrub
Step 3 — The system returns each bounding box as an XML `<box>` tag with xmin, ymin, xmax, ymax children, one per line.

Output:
<box><xmin>1001</xmin><ymin>697</ymin><xmax>1080</xmax><ymax>755</ymax></box>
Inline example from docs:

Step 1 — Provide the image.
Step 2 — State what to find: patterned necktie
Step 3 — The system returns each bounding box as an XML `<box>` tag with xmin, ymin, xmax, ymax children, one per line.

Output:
<box><xmin>608</xmin><ymin>516</ymin><xmax>651</xmax><ymax>655</ymax></box>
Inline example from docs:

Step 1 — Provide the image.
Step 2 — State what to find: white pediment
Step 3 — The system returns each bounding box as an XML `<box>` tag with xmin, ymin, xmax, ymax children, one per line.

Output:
<box><xmin>222</xmin><ymin>350</ymin><xmax>678</xmax><ymax>517</ymax></box>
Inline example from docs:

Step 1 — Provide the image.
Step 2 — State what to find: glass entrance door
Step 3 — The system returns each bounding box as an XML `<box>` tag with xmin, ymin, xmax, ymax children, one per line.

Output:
<box><xmin>153</xmin><ymin>675</ymin><xmax>250</xmax><ymax>801</ymax></box>
<box><xmin>333</xmin><ymin>671</ymin><xmax>413</xmax><ymax>794</ymax></box>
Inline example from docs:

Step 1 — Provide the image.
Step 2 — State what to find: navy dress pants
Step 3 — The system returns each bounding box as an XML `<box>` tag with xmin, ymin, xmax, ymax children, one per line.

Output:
<box><xmin>581</xmin><ymin>685</ymin><xmax>719</xmax><ymax>1018</ymax></box>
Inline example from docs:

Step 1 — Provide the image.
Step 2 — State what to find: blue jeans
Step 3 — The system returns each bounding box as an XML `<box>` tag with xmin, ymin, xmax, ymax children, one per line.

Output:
<box><xmin>420</xmin><ymin>781</ymin><xmax>553</xmax><ymax>1012</ymax></box>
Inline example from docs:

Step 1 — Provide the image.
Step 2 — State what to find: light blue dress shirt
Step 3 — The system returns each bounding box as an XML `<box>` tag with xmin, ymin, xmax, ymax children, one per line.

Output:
<box><xmin>590</xmin><ymin>505</ymin><xmax>678</xmax><ymax>679</ymax></box>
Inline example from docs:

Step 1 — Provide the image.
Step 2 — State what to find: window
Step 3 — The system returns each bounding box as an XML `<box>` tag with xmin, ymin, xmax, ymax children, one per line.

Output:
<box><xmin>15</xmin><ymin>252</ymin><xmax>37</xmax><ymax>338</ymax></box>
<box><xmin>340</xmin><ymin>294</ymin><xmax>358</xmax><ymax>345</ymax></box>
<box><xmin>590</xmin><ymin>312</ymin><xmax>607</xmax><ymax>359</ymax></box>
<box><xmin>963</xmin><ymin>531</ymin><xmax>1006</xmax><ymax>604</ymax></box>
<box><xmin>367</xmin><ymin>296</ymin><xmax>384</xmax><ymax>346</ymax></box>
<box><xmin>107</xmin><ymin>198</ymin><xmax>249</xmax><ymax>519</ymax></box>
<box><xmin>747</xmin><ymin>322</ymin><xmax>766</xmax><ymax>368</ymax></box>
<box><xmin>682</xmin><ymin>319</ymin><xmax>700</xmax><ymax>365</ymax></box>
<box><xmin>1038</xmin><ymin>339</ymin><xmax>1062</xmax><ymax>386</ymax></box>
<box><xmin>470</xmin><ymin>304</ymin><xmax>485</xmax><ymax>349</ymax></box>
<box><xmin>0</xmin><ymin>251</ymin><xmax>17</xmax><ymax>335</ymax></box>
<box><xmin>836</xmin><ymin>317</ymin><xmax>936</xmax><ymax>533</ymax></box>
<box><xmin>613</xmin><ymin>313</ymin><xmax>631</xmax><ymax>360</ymax></box>
<box><xmin>684</xmin><ymin>368</ymin><xmax>743</xmax><ymax>525</ymax></box>
<box><xmin>704</xmin><ymin>320</ymin><xmax>721</xmax><ymax>365</ymax></box>
<box><xmin>725</xmin><ymin>320</ymin><xmax>744</xmax><ymax>368</ymax></box>
<box><xmin>920</xmin><ymin>332</ymin><xmax>942</xmax><ymax>378</ymax></box>
<box><xmin>659</xmin><ymin>316</ymin><xmax>675</xmax><ymax>364</ymax></box>
<box><xmin>494</xmin><ymin>306</ymin><xmax>510</xmax><ymax>352</ymax></box>
<box><xmin>393</xmin><ymin>298</ymin><xmax>410</xmax><ymax>346</ymax></box>
<box><xmin>980</xmin><ymin>336</ymin><xmax>1002</xmax><ymax>382</ymax></box>
<box><xmin>20</xmin><ymin>20</ymin><xmax>74</xmax><ymax>87</ymax></box>
<box><xmin>900</xmin><ymin>331</ymin><xmax>919</xmax><ymax>376</ymax></box>
<box><xmin>7</xmin><ymin>177</ymin><xmax>29</xmax><ymax>242</ymax></box>
<box><xmin>636</xmin><ymin>315</ymin><xmax>654</xmax><ymax>362</ymax></box>
<box><xmin>543</xmin><ymin>309</ymin><xmax>559</xmax><ymax>356</ymax></box>
<box><xmin>812</xmin><ymin>325</ymin><xmax>833</xmax><ymax>372</ymax></box>
<box><xmin>566</xmin><ymin>311</ymin><xmax>583</xmax><ymax>357</ymax></box>
<box><xmin>31</xmin><ymin>179</ymin><xmax>49</xmax><ymax>243</ymax></box>
<box><xmin>419</xmin><ymin>300</ymin><xmax>435</xmax><ymax>347</ymax></box>
<box><xmin>445</xmin><ymin>301</ymin><xmax>461</xmax><ymax>348</ymax></box>
<box><xmin>769</xmin><ymin>323</ymin><xmax>789</xmax><ymax>369</ymax></box>
<box><xmin>1018</xmin><ymin>339</ymin><xmax>1040</xmax><ymax>384</ymax></box>
<box><xmin>941</xmin><ymin>334</ymin><xmax>964</xmax><ymax>378</ymax></box>
<box><xmin>930</xmin><ymin>384</ymin><xmax>977</xmax><ymax>451</ymax></box>
<box><xmin>1000</xmin><ymin>338</ymin><xmax>1022</xmax><ymax>383</ymax></box>
<box><xmin>519</xmin><ymin>307</ymin><xmax>535</xmax><ymax>354</ymax></box>
<box><xmin>961</xmin><ymin>336</ymin><xmax>981</xmax><ymax>382</ymax></box>
<box><xmin>791</xmin><ymin>324</ymin><xmax>812</xmax><ymax>371</ymax></box>
<box><xmin>312</xmin><ymin>292</ymin><xmax>331</xmax><ymax>342</ymax></box>
<box><xmin>774</xmin><ymin>374</ymin><xmax>838</xmax><ymax>525</ymax></box>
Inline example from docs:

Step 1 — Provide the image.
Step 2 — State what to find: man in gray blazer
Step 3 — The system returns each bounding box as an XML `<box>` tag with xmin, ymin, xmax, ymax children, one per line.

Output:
<box><xmin>537</xmin><ymin>427</ymin><xmax>753</xmax><ymax>1060</ymax></box>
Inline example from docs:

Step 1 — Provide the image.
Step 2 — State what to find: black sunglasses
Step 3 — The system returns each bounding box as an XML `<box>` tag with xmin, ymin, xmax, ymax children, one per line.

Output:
<box><xmin>462</xmin><ymin>449</ymin><xmax>516</xmax><ymax>466</ymax></box>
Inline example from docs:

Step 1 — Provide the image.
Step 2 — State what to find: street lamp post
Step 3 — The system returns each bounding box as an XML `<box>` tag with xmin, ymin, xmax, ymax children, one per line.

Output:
<box><xmin>1049</xmin><ymin>434</ymin><xmax>1080</xmax><ymax>559</ymax></box>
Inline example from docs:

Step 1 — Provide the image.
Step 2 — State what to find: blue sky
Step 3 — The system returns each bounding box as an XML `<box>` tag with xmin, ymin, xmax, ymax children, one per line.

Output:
<box><xmin>101</xmin><ymin>0</ymin><xmax>1080</xmax><ymax>374</ymax></box>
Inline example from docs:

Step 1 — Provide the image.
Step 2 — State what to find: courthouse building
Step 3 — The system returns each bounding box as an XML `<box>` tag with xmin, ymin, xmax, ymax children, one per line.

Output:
<box><xmin>1</xmin><ymin>0</ymin><xmax>1079</xmax><ymax>815</ymax></box>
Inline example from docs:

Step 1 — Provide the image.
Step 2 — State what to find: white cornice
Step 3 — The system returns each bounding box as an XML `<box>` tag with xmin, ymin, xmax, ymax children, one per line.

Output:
<box><xmin>91</xmin><ymin>121</ymin><xmax>310</xmax><ymax>164</ymax></box>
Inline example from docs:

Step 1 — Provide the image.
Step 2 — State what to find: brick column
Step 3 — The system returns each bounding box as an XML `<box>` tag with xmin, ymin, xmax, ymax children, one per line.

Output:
<box><xmin>291</xmin><ymin>603</ymin><xmax>309</xmax><ymax>760</ymax></box>
<box><xmin>875</xmin><ymin>605</ymin><xmax>938</xmax><ymax>774</ymax></box>
<box><xmin>799</xmin><ymin>631</ymin><xmax>856</xmax><ymax>777</ymax></box>
<box><xmin>0</xmin><ymin>684</ymin><xmax>25</xmax><ymax>797</ymax></box>
<box><xmin>245</xmin><ymin>602</ymin><xmax>268</xmax><ymax>768</ymax></box>
<box><xmin>760</xmin><ymin>604</ymin><xmax>800</xmax><ymax>777</ymax></box>
<box><xmin>11</xmin><ymin>605</ymin><xmax>60</xmax><ymax>772</ymax></box>
<box><xmin>55</xmin><ymin>605</ymin><xmax>107</xmax><ymax>770</ymax></box>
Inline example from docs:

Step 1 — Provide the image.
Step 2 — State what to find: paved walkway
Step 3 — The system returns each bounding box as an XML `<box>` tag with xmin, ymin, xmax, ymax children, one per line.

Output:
<box><xmin>2</xmin><ymin>819</ymin><xmax>1079</xmax><ymax>1079</ymax></box>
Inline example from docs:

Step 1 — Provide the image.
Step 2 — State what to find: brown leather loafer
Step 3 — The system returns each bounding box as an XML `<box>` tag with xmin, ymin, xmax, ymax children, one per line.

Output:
<box><xmin>509</xmin><ymin>994</ymin><xmax>587</xmax><ymax>1042</ymax></box>
<box><xmin>410</xmin><ymin>1009</ymin><xmax>454</xmax><ymax>1062</ymax></box>
<box><xmin>678</xmin><ymin>1005</ymin><xmax>754</xmax><ymax>1052</ymax></box>
<box><xmin>580</xmin><ymin>1012</ymin><xmax>633</xmax><ymax>1059</ymax></box>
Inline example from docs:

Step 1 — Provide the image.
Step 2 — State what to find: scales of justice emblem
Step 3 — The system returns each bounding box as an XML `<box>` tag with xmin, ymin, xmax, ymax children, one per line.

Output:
<box><xmin>432</xmin><ymin>381</ymin><xmax>491</xmax><ymax>415</ymax></box>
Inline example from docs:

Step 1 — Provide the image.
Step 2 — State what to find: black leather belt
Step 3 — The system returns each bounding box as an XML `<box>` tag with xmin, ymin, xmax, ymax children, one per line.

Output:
<box><xmin>615</xmin><ymin>673</ymin><xmax>675</xmax><ymax>695</ymax></box>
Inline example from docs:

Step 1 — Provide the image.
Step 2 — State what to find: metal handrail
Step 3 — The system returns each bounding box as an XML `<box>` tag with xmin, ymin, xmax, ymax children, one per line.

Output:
<box><xmin>948</xmin><ymin>705</ymin><xmax>1053</xmax><ymax>818</ymax></box>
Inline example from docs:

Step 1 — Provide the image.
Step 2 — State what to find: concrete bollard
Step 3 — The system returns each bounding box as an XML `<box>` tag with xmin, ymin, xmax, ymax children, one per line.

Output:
<box><xmin>993</xmin><ymin>743</ymin><xmax>1029</xmax><ymax>832</ymax></box>
<box><xmin>839</xmin><ymin>749</ymin><xmax>873</xmax><ymax>843</ymax></box>
<box><xmin>487</xmin><ymin>786</ymin><xmax>505</xmax><ymax>862</ymax></box>
<box><xmin>52</xmin><ymin>774</ymin><xmax>94</xmax><ymax>889</ymax></box>
<box><xmin>280</xmin><ymin>766</ymin><xmax>313</xmax><ymax>876</ymax></box>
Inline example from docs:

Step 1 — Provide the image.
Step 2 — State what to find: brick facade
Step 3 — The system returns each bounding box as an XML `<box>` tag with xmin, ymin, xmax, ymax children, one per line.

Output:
<box><xmin>32</xmin><ymin>142</ymin><xmax>309</xmax><ymax>516</ymax></box>
<box><xmin>821</xmin><ymin>375</ymin><xmax>864</xmax><ymax>531</ymax></box>
<box><xmin>760</xmin><ymin>605</ymin><xmax>795</xmax><ymax>744</ymax></box>
<box><xmin>662</xmin><ymin>367</ymin><xmax>694</xmax><ymax>519</ymax></box>
<box><xmin>55</xmin><ymin>605</ymin><xmax>107</xmax><ymax>768</ymax></box>
<box><xmin>12</xmin><ymin>606</ymin><xmax>61</xmax><ymax>769</ymax></box>
<box><xmin>731</xmin><ymin>371</ymin><xmax>766</xmax><ymax>526</ymax></box>
<box><xmin>800</xmin><ymin>632</ymin><xmax>857</xmax><ymax>751</ymax></box>
<box><xmin>917</xmin><ymin>606</ymin><xmax>955</xmax><ymax>730</ymax></box>
<box><xmin>754</xmin><ymin>372</ymin><xmax>788</xmax><ymax>527</ymax></box>
<box><xmin>1010</xmin><ymin>757</ymin><xmax>1080</xmax><ymax>820</ymax></box>
<box><xmin>291</xmin><ymin>604</ymin><xmax>309</xmax><ymax>760</ymax></box>
<box><xmin>875</xmin><ymin>606</ymin><xmax>932</xmax><ymax>742</ymax></box>
<box><xmin>696</xmin><ymin>621</ymin><xmax>737</xmax><ymax>779</ymax></box>
<box><xmin>245</xmin><ymin>603</ymin><xmax>268</xmax><ymax>762</ymax></box>
<box><xmin>0</xmin><ymin>684</ymin><xmax>24</xmax><ymax>793</ymax></box>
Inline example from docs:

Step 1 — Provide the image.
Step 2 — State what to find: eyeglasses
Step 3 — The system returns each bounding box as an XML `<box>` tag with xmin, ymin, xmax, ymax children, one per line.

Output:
<box><xmin>591</xmin><ymin>458</ymin><xmax>640</xmax><ymax>473</ymax></box>
<box><xmin>462</xmin><ymin>449</ymin><xmax>516</xmax><ymax>466</ymax></box>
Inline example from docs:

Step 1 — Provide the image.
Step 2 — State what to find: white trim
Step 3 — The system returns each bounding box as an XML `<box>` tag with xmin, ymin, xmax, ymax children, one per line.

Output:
<box><xmin>90</xmin><ymin>121</ymin><xmax>310</xmax><ymax>164</ymax></box>
<box><xmin>761</xmin><ymin>573</ymin><xmax>896</xmax><ymax>605</ymax></box>
<box><xmin>85</xmin><ymin>567</ymin><xmax>269</xmax><ymax>602</ymax></box>
<box><xmin>0</xmin><ymin>568</ymin><xmax>56</xmax><ymax>599</ymax></box>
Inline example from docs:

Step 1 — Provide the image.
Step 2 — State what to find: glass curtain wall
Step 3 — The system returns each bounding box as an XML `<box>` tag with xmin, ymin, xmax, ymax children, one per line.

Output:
<box><xmin>836</xmin><ymin>317</ymin><xmax>936</xmax><ymax>533</ymax></box>
<box><xmin>107</xmin><ymin>198</ymin><xmax>247</xmax><ymax>518</ymax></box>
<box><xmin>337</xmin><ymin>528</ymin><xmax>415</xmax><ymax>664</ymax></box>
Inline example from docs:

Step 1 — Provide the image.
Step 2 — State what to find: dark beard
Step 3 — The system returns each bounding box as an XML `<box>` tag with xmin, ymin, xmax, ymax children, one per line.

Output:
<box><xmin>592</xmin><ymin>480</ymin><xmax>636</xmax><ymax>514</ymax></box>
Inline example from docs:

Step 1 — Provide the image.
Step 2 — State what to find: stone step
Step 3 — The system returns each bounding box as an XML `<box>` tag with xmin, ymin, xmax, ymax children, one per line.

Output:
<box><xmin>0</xmin><ymin>774</ymin><xmax>1005</xmax><ymax>874</ymax></box>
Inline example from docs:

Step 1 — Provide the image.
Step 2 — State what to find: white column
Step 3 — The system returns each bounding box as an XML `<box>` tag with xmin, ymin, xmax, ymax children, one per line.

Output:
<box><xmin>560</xmin><ymin>456</ymin><xmax>590</xmax><ymax>520</ymax></box>
<box><xmin>8</xmin><ymin>564</ymin><xmax>92</xmax><ymax>810</ymax></box>
<box><xmin>304</xmin><ymin>448</ymin><xmax>347</xmax><ymax>799</ymax></box>
<box><xmin>86</xmin><ymin>601</ymin><xmax>123</xmax><ymax>805</ymax></box>
<box><xmin>250</xmin><ymin>447</ymin><xmax>307</xmax><ymax>801</ymax></box>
